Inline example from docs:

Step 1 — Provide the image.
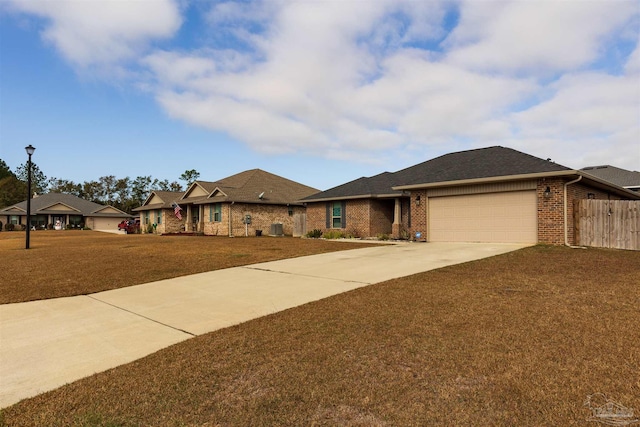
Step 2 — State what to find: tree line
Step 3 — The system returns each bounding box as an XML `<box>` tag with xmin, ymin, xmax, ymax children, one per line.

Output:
<box><xmin>0</xmin><ymin>159</ymin><xmax>200</xmax><ymax>214</ymax></box>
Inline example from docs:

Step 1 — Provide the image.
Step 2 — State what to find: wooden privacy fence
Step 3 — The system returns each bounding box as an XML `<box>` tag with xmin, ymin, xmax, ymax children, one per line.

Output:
<box><xmin>575</xmin><ymin>200</ymin><xmax>640</xmax><ymax>250</ymax></box>
<box><xmin>293</xmin><ymin>213</ymin><xmax>306</xmax><ymax>237</ymax></box>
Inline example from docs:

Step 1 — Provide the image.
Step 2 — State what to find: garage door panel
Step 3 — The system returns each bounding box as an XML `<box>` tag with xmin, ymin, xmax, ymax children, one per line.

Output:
<box><xmin>429</xmin><ymin>191</ymin><xmax>537</xmax><ymax>244</ymax></box>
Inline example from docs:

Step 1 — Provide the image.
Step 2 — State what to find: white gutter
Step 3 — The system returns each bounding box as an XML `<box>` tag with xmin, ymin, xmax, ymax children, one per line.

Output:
<box><xmin>564</xmin><ymin>175</ymin><xmax>583</xmax><ymax>247</ymax></box>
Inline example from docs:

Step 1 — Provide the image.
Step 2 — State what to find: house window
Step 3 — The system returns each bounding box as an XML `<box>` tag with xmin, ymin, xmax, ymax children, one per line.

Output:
<box><xmin>33</xmin><ymin>215</ymin><xmax>47</xmax><ymax>228</ymax></box>
<box><xmin>332</xmin><ymin>202</ymin><xmax>342</xmax><ymax>228</ymax></box>
<box><xmin>144</xmin><ymin>211</ymin><xmax>150</xmax><ymax>225</ymax></box>
<box><xmin>9</xmin><ymin>215</ymin><xmax>19</xmax><ymax>225</ymax></box>
<box><xmin>69</xmin><ymin>215</ymin><xmax>83</xmax><ymax>228</ymax></box>
<box><xmin>209</xmin><ymin>203</ymin><xmax>222</xmax><ymax>222</ymax></box>
<box><xmin>156</xmin><ymin>210</ymin><xmax>162</xmax><ymax>225</ymax></box>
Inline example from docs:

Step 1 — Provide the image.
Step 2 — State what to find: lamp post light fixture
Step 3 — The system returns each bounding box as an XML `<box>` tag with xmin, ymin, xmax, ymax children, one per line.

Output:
<box><xmin>25</xmin><ymin>144</ymin><xmax>36</xmax><ymax>249</ymax></box>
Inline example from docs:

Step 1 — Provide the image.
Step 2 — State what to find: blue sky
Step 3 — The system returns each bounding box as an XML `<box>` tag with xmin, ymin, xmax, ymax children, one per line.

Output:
<box><xmin>1</xmin><ymin>0</ymin><xmax>639</xmax><ymax>191</ymax></box>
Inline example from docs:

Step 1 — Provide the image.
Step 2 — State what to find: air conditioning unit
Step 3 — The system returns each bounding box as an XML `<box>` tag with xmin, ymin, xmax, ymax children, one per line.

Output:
<box><xmin>270</xmin><ymin>223</ymin><xmax>283</xmax><ymax>236</ymax></box>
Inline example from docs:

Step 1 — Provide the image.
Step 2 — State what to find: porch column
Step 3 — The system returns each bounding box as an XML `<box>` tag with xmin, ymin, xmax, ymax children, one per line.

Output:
<box><xmin>199</xmin><ymin>205</ymin><xmax>204</xmax><ymax>232</ymax></box>
<box><xmin>186</xmin><ymin>204</ymin><xmax>192</xmax><ymax>231</ymax></box>
<box><xmin>392</xmin><ymin>198</ymin><xmax>402</xmax><ymax>239</ymax></box>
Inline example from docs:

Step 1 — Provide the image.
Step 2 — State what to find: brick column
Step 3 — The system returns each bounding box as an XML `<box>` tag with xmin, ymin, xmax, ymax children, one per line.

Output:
<box><xmin>392</xmin><ymin>198</ymin><xmax>402</xmax><ymax>238</ymax></box>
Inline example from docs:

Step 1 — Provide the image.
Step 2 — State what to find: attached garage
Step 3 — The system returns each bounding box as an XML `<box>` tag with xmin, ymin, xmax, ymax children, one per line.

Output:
<box><xmin>428</xmin><ymin>190</ymin><xmax>538</xmax><ymax>243</ymax></box>
<box><xmin>92</xmin><ymin>217</ymin><xmax>122</xmax><ymax>231</ymax></box>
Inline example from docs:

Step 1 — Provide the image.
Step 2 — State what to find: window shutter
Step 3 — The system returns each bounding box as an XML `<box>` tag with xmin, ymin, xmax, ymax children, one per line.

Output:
<box><xmin>326</xmin><ymin>202</ymin><xmax>331</xmax><ymax>228</ymax></box>
<box><xmin>341</xmin><ymin>201</ymin><xmax>347</xmax><ymax>228</ymax></box>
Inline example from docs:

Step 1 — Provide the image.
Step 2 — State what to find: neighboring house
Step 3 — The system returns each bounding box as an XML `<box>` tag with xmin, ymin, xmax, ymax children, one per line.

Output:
<box><xmin>302</xmin><ymin>146</ymin><xmax>640</xmax><ymax>245</ymax></box>
<box><xmin>581</xmin><ymin>165</ymin><xmax>640</xmax><ymax>192</ymax></box>
<box><xmin>134</xmin><ymin>169</ymin><xmax>319</xmax><ymax>236</ymax></box>
<box><xmin>133</xmin><ymin>190</ymin><xmax>184</xmax><ymax>235</ymax></box>
<box><xmin>0</xmin><ymin>193</ymin><xmax>131</xmax><ymax>231</ymax></box>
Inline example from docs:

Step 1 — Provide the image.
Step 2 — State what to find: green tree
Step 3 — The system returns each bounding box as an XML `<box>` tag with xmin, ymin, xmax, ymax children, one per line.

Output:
<box><xmin>0</xmin><ymin>159</ymin><xmax>13</xmax><ymax>180</ymax></box>
<box><xmin>179</xmin><ymin>169</ymin><xmax>200</xmax><ymax>187</ymax></box>
<box><xmin>0</xmin><ymin>176</ymin><xmax>26</xmax><ymax>208</ymax></box>
<box><xmin>48</xmin><ymin>178</ymin><xmax>81</xmax><ymax>195</ymax></box>
<box><xmin>131</xmin><ymin>175</ymin><xmax>152</xmax><ymax>204</ymax></box>
<box><xmin>15</xmin><ymin>162</ymin><xmax>47</xmax><ymax>194</ymax></box>
<box><xmin>98</xmin><ymin>175</ymin><xmax>117</xmax><ymax>205</ymax></box>
<box><xmin>169</xmin><ymin>181</ymin><xmax>183</xmax><ymax>192</ymax></box>
<box><xmin>81</xmin><ymin>180</ymin><xmax>102</xmax><ymax>203</ymax></box>
<box><xmin>114</xmin><ymin>177</ymin><xmax>132</xmax><ymax>211</ymax></box>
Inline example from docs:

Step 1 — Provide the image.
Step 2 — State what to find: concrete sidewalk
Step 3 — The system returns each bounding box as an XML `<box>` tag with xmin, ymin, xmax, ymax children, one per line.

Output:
<box><xmin>0</xmin><ymin>242</ymin><xmax>529</xmax><ymax>408</ymax></box>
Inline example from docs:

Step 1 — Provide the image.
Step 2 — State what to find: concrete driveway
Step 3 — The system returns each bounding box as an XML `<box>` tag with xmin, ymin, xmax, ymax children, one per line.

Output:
<box><xmin>0</xmin><ymin>242</ymin><xmax>529</xmax><ymax>408</ymax></box>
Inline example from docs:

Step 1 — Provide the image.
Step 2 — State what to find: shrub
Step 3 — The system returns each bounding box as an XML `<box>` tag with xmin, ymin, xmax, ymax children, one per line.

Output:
<box><xmin>146</xmin><ymin>223</ymin><xmax>154</xmax><ymax>234</ymax></box>
<box><xmin>5</xmin><ymin>223</ymin><xmax>14</xmax><ymax>231</ymax></box>
<box><xmin>345</xmin><ymin>227</ymin><xmax>361</xmax><ymax>239</ymax></box>
<box><xmin>323</xmin><ymin>230</ymin><xmax>345</xmax><ymax>239</ymax></box>
<box><xmin>0</xmin><ymin>220</ymin><xmax>2</xmax><ymax>231</ymax></box>
<box><xmin>47</xmin><ymin>223</ymin><xmax>53</xmax><ymax>230</ymax></box>
<box><xmin>18</xmin><ymin>224</ymin><xmax>26</xmax><ymax>231</ymax></box>
<box><xmin>306</xmin><ymin>229</ymin><xmax>323</xmax><ymax>238</ymax></box>
<box><xmin>377</xmin><ymin>233</ymin><xmax>390</xmax><ymax>241</ymax></box>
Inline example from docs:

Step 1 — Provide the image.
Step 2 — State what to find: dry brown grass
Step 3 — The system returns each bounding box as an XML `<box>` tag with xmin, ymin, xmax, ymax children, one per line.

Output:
<box><xmin>2</xmin><ymin>244</ymin><xmax>639</xmax><ymax>426</ymax></box>
<box><xmin>0</xmin><ymin>230</ymin><xmax>375</xmax><ymax>304</ymax></box>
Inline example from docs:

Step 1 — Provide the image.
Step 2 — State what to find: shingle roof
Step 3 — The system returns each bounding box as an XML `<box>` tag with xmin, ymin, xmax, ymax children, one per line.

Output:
<box><xmin>303</xmin><ymin>146</ymin><xmax>571</xmax><ymax>202</ymax></box>
<box><xmin>300</xmin><ymin>172</ymin><xmax>403</xmax><ymax>201</ymax></box>
<box><xmin>192</xmin><ymin>169</ymin><xmax>320</xmax><ymax>205</ymax></box>
<box><xmin>581</xmin><ymin>165</ymin><xmax>640</xmax><ymax>189</ymax></box>
<box><xmin>393</xmin><ymin>146</ymin><xmax>571</xmax><ymax>187</ymax></box>
<box><xmin>0</xmin><ymin>193</ymin><xmax>129</xmax><ymax>217</ymax></box>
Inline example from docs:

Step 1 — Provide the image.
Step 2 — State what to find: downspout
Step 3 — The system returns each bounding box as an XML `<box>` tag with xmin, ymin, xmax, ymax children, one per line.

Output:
<box><xmin>228</xmin><ymin>201</ymin><xmax>234</xmax><ymax>237</ymax></box>
<box><xmin>564</xmin><ymin>175</ymin><xmax>583</xmax><ymax>247</ymax></box>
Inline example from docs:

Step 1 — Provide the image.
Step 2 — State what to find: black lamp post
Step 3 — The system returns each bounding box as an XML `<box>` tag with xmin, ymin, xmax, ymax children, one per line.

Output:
<box><xmin>25</xmin><ymin>144</ymin><xmax>36</xmax><ymax>249</ymax></box>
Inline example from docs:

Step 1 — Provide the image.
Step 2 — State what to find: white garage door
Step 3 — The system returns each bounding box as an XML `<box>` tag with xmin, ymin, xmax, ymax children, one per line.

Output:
<box><xmin>93</xmin><ymin>218</ymin><xmax>121</xmax><ymax>231</ymax></box>
<box><xmin>429</xmin><ymin>191</ymin><xmax>537</xmax><ymax>243</ymax></box>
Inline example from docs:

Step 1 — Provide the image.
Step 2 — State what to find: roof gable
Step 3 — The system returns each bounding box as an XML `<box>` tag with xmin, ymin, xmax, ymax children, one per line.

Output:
<box><xmin>140</xmin><ymin>191</ymin><xmax>183</xmax><ymax>208</ymax></box>
<box><xmin>183</xmin><ymin>183</ymin><xmax>210</xmax><ymax>199</ymax></box>
<box><xmin>2</xmin><ymin>206</ymin><xmax>25</xmax><ymax>213</ymax></box>
<box><xmin>40</xmin><ymin>202</ymin><xmax>80</xmax><ymax>212</ymax></box>
<box><xmin>93</xmin><ymin>206</ymin><xmax>126</xmax><ymax>215</ymax></box>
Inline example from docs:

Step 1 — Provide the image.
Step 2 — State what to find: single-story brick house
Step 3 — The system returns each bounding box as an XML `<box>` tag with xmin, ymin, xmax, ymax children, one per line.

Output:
<box><xmin>0</xmin><ymin>193</ymin><xmax>131</xmax><ymax>231</ymax></box>
<box><xmin>132</xmin><ymin>190</ymin><xmax>184</xmax><ymax>234</ymax></box>
<box><xmin>302</xmin><ymin>146</ymin><xmax>640</xmax><ymax>245</ymax></box>
<box><xmin>134</xmin><ymin>169</ymin><xmax>319</xmax><ymax>236</ymax></box>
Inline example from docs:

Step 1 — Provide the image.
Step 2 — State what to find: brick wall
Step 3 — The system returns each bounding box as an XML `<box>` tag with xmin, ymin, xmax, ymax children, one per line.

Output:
<box><xmin>537</xmin><ymin>178</ymin><xmax>565</xmax><ymax>244</ymax></box>
<box><xmin>369</xmin><ymin>199</ymin><xmax>394</xmax><ymax>236</ymax></box>
<box><xmin>537</xmin><ymin>178</ymin><xmax>619</xmax><ymax>245</ymax></box>
<box><xmin>408</xmin><ymin>190</ymin><xmax>428</xmax><ymax>240</ymax></box>
<box><xmin>306</xmin><ymin>203</ymin><xmax>327</xmax><ymax>234</ymax></box>
<box><xmin>305</xmin><ymin>199</ymin><xmax>402</xmax><ymax>238</ymax></box>
<box><xmin>203</xmin><ymin>202</ymin><xmax>302</xmax><ymax>237</ymax></box>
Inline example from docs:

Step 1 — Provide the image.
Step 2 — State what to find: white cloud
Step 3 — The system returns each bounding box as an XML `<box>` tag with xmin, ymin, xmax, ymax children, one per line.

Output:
<box><xmin>6</xmin><ymin>0</ymin><xmax>182</xmax><ymax>68</ymax></box>
<box><xmin>445</xmin><ymin>0</ymin><xmax>637</xmax><ymax>74</ymax></box>
<box><xmin>6</xmin><ymin>0</ymin><xmax>640</xmax><ymax>171</ymax></box>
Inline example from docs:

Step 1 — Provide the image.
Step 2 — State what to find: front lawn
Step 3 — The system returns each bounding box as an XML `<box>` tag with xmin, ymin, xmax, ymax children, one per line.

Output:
<box><xmin>0</xmin><ymin>231</ymin><xmax>375</xmax><ymax>304</ymax></box>
<box><xmin>2</xmin><ymin>245</ymin><xmax>638</xmax><ymax>426</ymax></box>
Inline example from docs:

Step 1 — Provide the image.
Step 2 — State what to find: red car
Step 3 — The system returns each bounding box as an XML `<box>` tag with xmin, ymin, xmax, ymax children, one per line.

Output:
<box><xmin>118</xmin><ymin>219</ymin><xmax>140</xmax><ymax>234</ymax></box>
